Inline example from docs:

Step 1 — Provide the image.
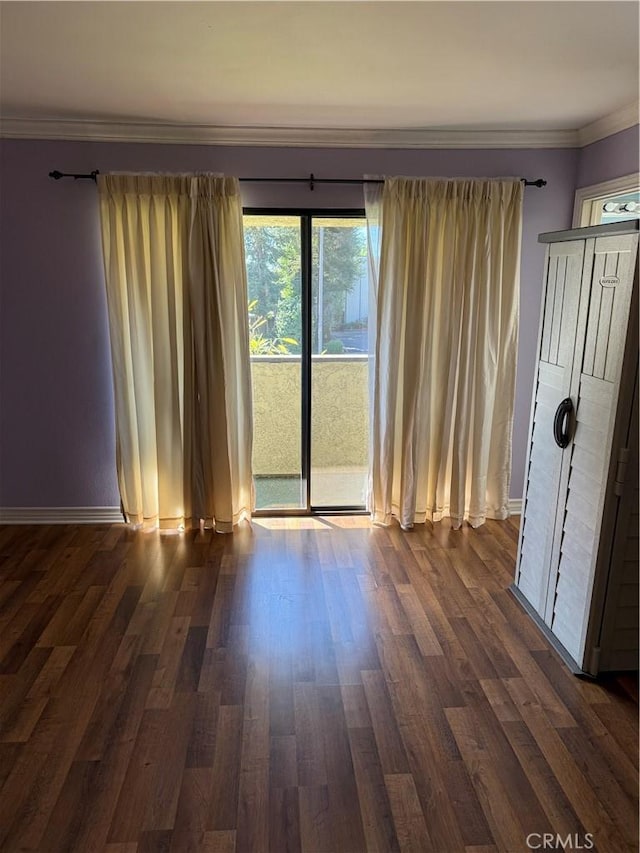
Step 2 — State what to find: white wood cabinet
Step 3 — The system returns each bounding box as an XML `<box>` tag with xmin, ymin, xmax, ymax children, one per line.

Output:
<box><xmin>513</xmin><ymin>220</ymin><xmax>638</xmax><ymax>676</ymax></box>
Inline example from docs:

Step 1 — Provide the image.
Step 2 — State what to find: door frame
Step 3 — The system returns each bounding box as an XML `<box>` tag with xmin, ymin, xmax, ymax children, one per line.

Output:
<box><xmin>244</xmin><ymin>207</ymin><xmax>369</xmax><ymax>516</ymax></box>
<box><xmin>572</xmin><ymin>173</ymin><xmax>640</xmax><ymax>227</ymax></box>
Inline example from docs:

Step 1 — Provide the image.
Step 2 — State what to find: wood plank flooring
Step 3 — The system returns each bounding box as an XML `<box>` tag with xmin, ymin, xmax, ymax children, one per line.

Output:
<box><xmin>0</xmin><ymin>516</ymin><xmax>637</xmax><ymax>852</ymax></box>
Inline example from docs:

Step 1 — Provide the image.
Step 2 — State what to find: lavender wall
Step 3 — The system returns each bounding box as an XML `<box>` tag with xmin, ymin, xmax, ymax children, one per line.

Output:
<box><xmin>0</xmin><ymin>139</ymin><xmax>578</xmax><ymax>508</ymax></box>
<box><xmin>577</xmin><ymin>124</ymin><xmax>639</xmax><ymax>188</ymax></box>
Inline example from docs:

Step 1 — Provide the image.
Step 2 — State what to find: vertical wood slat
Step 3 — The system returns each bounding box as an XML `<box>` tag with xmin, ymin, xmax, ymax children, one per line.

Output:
<box><xmin>593</xmin><ymin>282</ymin><xmax>615</xmax><ymax>379</ymax></box>
<box><xmin>582</xmin><ymin>250</ymin><xmax>604</xmax><ymax>378</ymax></box>
<box><xmin>540</xmin><ymin>253</ymin><xmax>557</xmax><ymax>364</ymax></box>
<box><xmin>548</xmin><ymin>254</ymin><xmax>566</xmax><ymax>366</ymax></box>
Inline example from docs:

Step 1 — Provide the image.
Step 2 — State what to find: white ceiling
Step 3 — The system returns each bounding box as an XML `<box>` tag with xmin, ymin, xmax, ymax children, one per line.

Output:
<box><xmin>0</xmin><ymin>1</ymin><xmax>638</xmax><ymax>136</ymax></box>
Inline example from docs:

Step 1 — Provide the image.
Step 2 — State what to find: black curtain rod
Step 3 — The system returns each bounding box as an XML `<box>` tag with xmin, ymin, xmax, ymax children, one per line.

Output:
<box><xmin>48</xmin><ymin>170</ymin><xmax>547</xmax><ymax>189</ymax></box>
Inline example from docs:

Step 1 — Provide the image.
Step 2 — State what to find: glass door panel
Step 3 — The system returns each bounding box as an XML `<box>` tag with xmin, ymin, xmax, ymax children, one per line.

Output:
<box><xmin>244</xmin><ymin>215</ymin><xmax>304</xmax><ymax>510</ymax></box>
<box><xmin>310</xmin><ymin>217</ymin><xmax>369</xmax><ymax>508</ymax></box>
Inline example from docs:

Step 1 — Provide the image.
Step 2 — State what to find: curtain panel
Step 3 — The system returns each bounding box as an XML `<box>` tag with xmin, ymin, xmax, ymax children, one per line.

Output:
<box><xmin>98</xmin><ymin>173</ymin><xmax>253</xmax><ymax>532</ymax></box>
<box><xmin>366</xmin><ymin>177</ymin><xmax>523</xmax><ymax>530</ymax></box>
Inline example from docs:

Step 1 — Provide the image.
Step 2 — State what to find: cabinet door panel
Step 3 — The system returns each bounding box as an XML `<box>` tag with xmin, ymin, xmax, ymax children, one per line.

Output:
<box><xmin>516</xmin><ymin>241</ymin><xmax>585</xmax><ymax>615</ymax></box>
<box><xmin>582</xmin><ymin>238</ymin><xmax>634</xmax><ymax>383</ymax></box>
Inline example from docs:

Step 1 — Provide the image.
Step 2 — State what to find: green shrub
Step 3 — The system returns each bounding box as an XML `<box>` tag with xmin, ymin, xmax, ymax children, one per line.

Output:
<box><xmin>248</xmin><ymin>299</ymin><xmax>298</xmax><ymax>354</ymax></box>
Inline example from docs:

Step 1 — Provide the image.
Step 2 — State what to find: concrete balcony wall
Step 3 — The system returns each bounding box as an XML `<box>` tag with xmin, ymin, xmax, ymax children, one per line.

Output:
<box><xmin>251</xmin><ymin>355</ymin><xmax>369</xmax><ymax>476</ymax></box>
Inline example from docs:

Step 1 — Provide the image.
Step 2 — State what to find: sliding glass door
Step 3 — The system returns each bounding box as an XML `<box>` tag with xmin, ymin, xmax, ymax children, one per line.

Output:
<box><xmin>244</xmin><ymin>214</ymin><xmax>305</xmax><ymax>510</ymax></box>
<box><xmin>311</xmin><ymin>217</ymin><xmax>369</xmax><ymax>507</ymax></box>
<box><xmin>243</xmin><ymin>210</ymin><xmax>369</xmax><ymax>513</ymax></box>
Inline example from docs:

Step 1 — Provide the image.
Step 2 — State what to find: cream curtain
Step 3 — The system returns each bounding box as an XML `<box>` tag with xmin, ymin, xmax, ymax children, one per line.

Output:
<box><xmin>98</xmin><ymin>173</ymin><xmax>253</xmax><ymax>531</ymax></box>
<box><xmin>365</xmin><ymin>177</ymin><xmax>523</xmax><ymax>530</ymax></box>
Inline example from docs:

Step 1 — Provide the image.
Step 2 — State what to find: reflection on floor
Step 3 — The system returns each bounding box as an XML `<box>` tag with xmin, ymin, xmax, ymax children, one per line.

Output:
<box><xmin>0</xmin><ymin>516</ymin><xmax>637</xmax><ymax>851</ymax></box>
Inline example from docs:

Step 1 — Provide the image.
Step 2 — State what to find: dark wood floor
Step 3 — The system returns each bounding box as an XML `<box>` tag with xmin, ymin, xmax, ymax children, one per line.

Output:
<box><xmin>0</xmin><ymin>517</ymin><xmax>637</xmax><ymax>853</ymax></box>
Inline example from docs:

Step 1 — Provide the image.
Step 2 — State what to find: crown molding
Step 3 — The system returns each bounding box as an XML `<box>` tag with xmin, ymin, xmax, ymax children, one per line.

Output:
<box><xmin>0</xmin><ymin>117</ymin><xmax>579</xmax><ymax>149</ymax></box>
<box><xmin>0</xmin><ymin>506</ymin><xmax>123</xmax><ymax>525</ymax></box>
<box><xmin>2</xmin><ymin>104</ymin><xmax>637</xmax><ymax>149</ymax></box>
<box><xmin>577</xmin><ymin>101</ymin><xmax>640</xmax><ymax>147</ymax></box>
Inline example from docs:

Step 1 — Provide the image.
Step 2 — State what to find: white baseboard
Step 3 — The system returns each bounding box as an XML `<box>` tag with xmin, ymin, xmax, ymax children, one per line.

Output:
<box><xmin>0</xmin><ymin>506</ymin><xmax>124</xmax><ymax>524</ymax></box>
<box><xmin>0</xmin><ymin>501</ymin><xmax>523</xmax><ymax>525</ymax></box>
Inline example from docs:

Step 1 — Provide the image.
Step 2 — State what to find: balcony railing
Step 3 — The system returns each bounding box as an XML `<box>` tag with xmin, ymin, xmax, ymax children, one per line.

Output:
<box><xmin>250</xmin><ymin>354</ymin><xmax>369</xmax><ymax>478</ymax></box>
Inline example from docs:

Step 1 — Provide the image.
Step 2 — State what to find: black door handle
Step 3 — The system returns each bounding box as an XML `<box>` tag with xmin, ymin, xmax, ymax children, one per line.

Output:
<box><xmin>553</xmin><ymin>397</ymin><xmax>573</xmax><ymax>448</ymax></box>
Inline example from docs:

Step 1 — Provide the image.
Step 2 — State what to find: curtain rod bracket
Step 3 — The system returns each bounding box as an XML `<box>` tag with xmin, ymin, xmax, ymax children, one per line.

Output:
<box><xmin>309</xmin><ymin>173</ymin><xmax>315</xmax><ymax>192</ymax></box>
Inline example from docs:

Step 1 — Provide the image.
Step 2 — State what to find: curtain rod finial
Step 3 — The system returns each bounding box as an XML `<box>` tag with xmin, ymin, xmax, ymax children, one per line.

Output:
<box><xmin>48</xmin><ymin>169</ymin><xmax>99</xmax><ymax>182</ymax></box>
